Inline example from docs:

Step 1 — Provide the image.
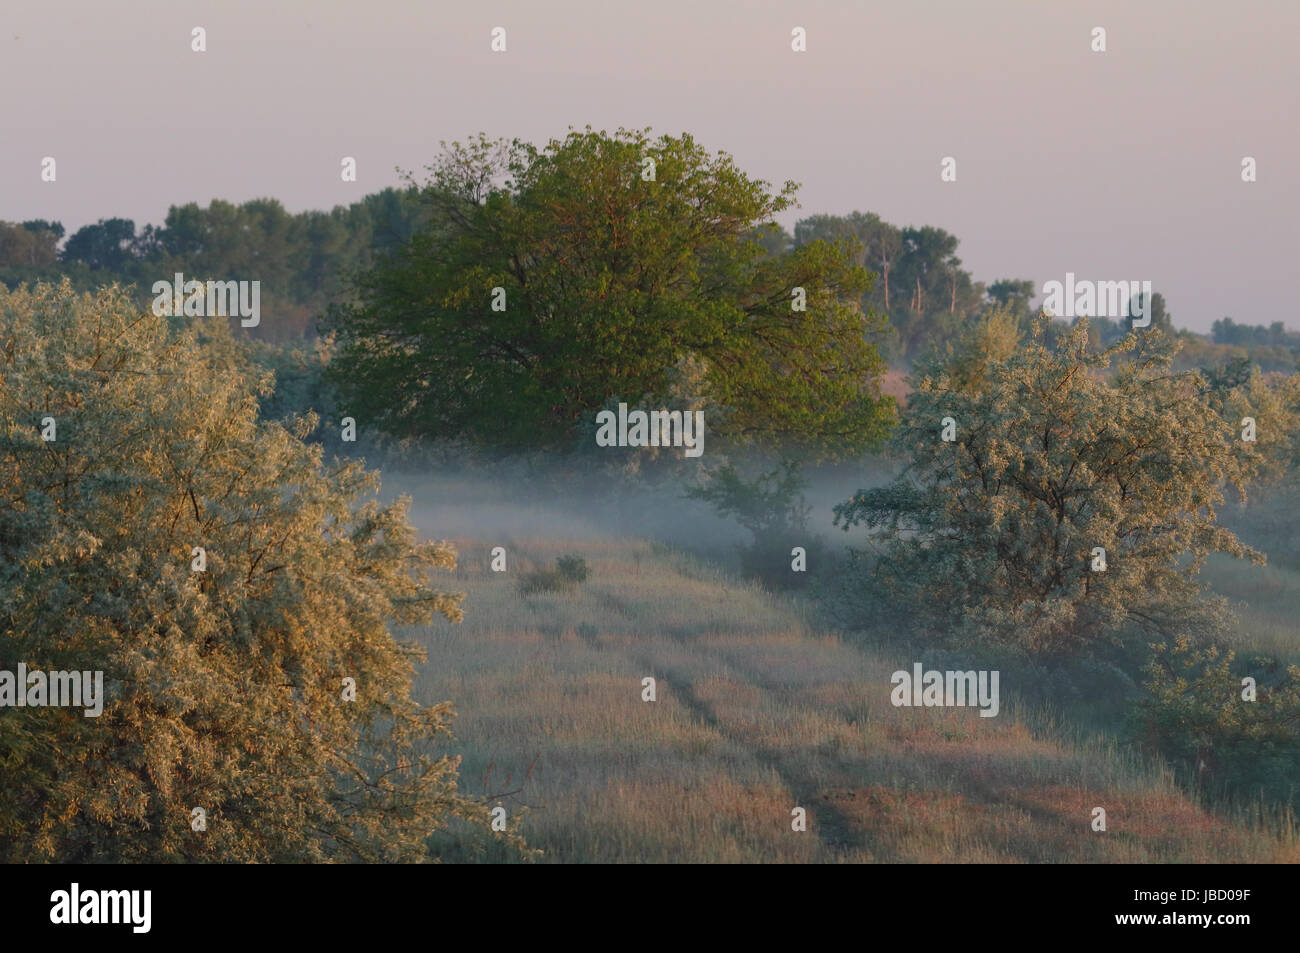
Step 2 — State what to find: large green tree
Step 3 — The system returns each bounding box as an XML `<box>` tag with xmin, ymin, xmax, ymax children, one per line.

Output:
<box><xmin>834</xmin><ymin>316</ymin><xmax>1265</xmax><ymax>657</ymax></box>
<box><xmin>325</xmin><ymin>128</ymin><xmax>895</xmax><ymax>456</ymax></box>
<box><xmin>0</xmin><ymin>281</ymin><xmax>494</xmax><ymax>862</ymax></box>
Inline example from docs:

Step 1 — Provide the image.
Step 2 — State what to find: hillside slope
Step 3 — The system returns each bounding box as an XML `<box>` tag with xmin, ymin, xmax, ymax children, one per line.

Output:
<box><xmin>403</xmin><ymin>508</ymin><xmax>1296</xmax><ymax>863</ymax></box>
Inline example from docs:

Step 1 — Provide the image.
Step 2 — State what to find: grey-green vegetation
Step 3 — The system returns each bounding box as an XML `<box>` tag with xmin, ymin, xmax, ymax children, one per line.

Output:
<box><xmin>2</xmin><ymin>129</ymin><xmax>1298</xmax><ymax>862</ymax></box>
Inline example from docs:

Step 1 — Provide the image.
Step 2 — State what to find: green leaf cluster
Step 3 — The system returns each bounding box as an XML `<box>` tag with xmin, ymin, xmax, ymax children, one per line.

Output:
<box><xmin>326</xmin><ymin>128</ymin><xmax>895</xmax><ymax>457</ymax></box>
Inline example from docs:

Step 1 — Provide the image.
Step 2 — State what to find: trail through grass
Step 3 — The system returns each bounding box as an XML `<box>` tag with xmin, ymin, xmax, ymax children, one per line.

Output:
<box><xmin>407</xmin><ymin>523</ymin><xmax>1296</xmax><ymax>863</ymax></box>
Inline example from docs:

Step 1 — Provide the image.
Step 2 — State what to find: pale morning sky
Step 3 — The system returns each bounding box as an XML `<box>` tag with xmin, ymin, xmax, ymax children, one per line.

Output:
<box><xmin>3</xmin><ymin>0</ymin><xmax>1296</xmax><ymax>331</ymax></box>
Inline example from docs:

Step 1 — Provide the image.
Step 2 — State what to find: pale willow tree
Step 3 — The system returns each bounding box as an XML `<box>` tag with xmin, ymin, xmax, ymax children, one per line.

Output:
<box><xmin>1203</xmin><ymin>356</ymin><xmax>1300</xmax><ymax>489</ymax></box>
<box><xmin>834</xmin><ymin>317</ymin><xmax>1266</xmax><ymax>658</ymax></box>
<box><xmin>0</xmin><ymin>281</ymin><xmax>496</xmax><ymax>862</ymax></box>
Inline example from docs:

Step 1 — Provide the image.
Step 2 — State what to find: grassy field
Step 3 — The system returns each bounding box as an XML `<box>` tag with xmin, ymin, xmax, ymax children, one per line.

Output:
<box><xmin>393</xmin><ymin>472</ymin><xmax>1299</xmax><ymax>863</ymax></box>
<box><xmin>1202</xmin><ymin>555</ymin><xmax>1300</xmax><ymax>668</ymax></box>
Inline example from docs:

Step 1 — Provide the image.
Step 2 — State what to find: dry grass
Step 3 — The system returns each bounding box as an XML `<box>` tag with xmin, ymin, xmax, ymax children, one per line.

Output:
<box><xmin>394</xmin><ymin>473</ymin><xmax>1298</xmax><ymax>863</ymax></box>
<box><xmin>1202</xmin><ymin>553</ymin><xmax>1300</xmax><ymax>666</ymax></box>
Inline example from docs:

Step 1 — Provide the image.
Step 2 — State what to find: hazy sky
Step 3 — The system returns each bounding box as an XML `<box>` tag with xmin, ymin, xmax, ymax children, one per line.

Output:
<box><xmin>4</xmin><ymin>0</ymin><xmax>1296</xmax><ymax>332</ymax></box>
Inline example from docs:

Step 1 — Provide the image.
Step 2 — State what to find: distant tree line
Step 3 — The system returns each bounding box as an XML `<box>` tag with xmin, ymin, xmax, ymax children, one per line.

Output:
<box><xmin>0</xmin><ymin>189</ymin><xmax>431</xmax><ymax>341</ymax></box>
<box><xmin>5</xmin><ymin>192</ymin><xmax>1296</xmax><ymax>370</ymax></box>
<box><xmin>0</xmin><ymin>194</ymin><xmax>1102</xmax><ymax>363</ymax></box>
<box><xmin>1212</xmin><ymin>317</ymin><xmax>1300</xmax><ymax>349</ymax></box>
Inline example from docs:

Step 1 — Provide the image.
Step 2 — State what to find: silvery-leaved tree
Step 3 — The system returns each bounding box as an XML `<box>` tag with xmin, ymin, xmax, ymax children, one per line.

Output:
<box><xmin>0</xmin><ymin>281</ymin><xmax>493</xmax><ymax>862</ymax></box>
<box><xmin>834</xmin><ymin>316</ymin><xmax>1266</xmax><ymax>658</ymax></box>
<box><xmin>1202</xmin><ymin>355</ymin><xmax>1300</xmax><ymax>489</ymax></box>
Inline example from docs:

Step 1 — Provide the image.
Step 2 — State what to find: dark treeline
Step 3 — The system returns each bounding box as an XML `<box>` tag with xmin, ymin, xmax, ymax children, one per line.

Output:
<box><xmin>0</xmin><ymin>199</ymin><xmax>1071</xmax><ymax>359</ymax></box>
<box><xmin>2</xmin><ymin>193</ymin><xmax>1297</xmax><ymax>369</ymax></box>
<box><xmin>1212</xmin><ymin>316</ymin><xmax>1300</xmax><ymax>353</ymax></box>
<box><xmin>0</xmin><ymin>189</ymin><xmax>430</xmax><ymax>342</ymax></box>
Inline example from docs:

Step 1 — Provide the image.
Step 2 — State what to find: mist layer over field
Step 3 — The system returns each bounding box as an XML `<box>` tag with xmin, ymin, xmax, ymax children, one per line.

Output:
<box><xmin>373</xmin><ymin>463</ymin><xmax>1300</xmax><ymax>863</ymax></box>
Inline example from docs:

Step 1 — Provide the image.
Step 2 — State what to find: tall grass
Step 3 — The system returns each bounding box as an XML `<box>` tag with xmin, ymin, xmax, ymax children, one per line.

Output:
<box><xmin>396</xmin><ymin>471</ymin><xmax>1297</xmax><ymax>862</ymax></box>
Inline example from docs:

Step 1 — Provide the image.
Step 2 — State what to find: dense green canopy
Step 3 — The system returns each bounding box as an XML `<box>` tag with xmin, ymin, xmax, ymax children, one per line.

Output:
<box><xmin>325</xmin><ymin>128</ymin><xmax>896</xmax><ymax>457</ymax></box>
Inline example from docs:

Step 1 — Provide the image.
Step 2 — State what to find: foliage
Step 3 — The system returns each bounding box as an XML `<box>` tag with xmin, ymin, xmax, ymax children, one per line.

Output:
<box><xmin>9</xmin><ymin>193</ymin><xmax>1300</xmax><ymax>379</ymax></box>
<box><xmin>520</xmin><ymin>554</ymin><xmax>591</xmax><ymax>595</ymax></box>
<box><xmin>793</xmin><ymin>213</ymin><xmax>988</xmax><ymax>361</ymax></box>
<box><xmin>0</xmin><ymin>189</ymin><xmax>431</xmax><ymax>341</ymax></box>
<box><xmin>555</xmin><ymin>555</ymin><xmax>591</xmax><ymax>585</ymax></box>
<box><xmin>1200</xmin><ymin>358</ymin><xmax>1300</xmax><ymax>487</ymax></box>
<box><xmin>913</xmin><ymin>304</ymin><xmax>1022</xmax><ymax>395</ymax></box>
<box><xmin>834</xmin><ymin>315</ymin><xmax>1266</xmax><ymax>658</ymax></box>
<box><xmin>1135</xmin><ymin>637</ymin><xmax>1300</xmax><ymax>804</ymax></box>
<box><xmin>326</xmin><ymin>128</ymin><xmax>895</xmax><ymax>457</ymax></box>
<box><xmin>1213</xmin><ymin>316</ymin><xmax>1300</xmax><ymax>352</ymax></box>
<box><xmin>686</xmin><ymin>459</ymin><xmax>820</xmax><ymax>589</ymax></box>
<box><xmin>0</xmin><ymin>281</ymin><xmax>506</xmax><ymax>862</ymax></box>
<box><xmin>986</xmin><ymin>279</ymin><xmax>1036</xmax><ymax>317</ymax></box>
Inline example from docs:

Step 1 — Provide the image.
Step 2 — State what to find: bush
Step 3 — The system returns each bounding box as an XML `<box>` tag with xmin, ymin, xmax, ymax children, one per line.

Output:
<box><xmin>555</xmin><ymin>555</ymin><xmax>590</xmax><ymax>584</ymax></box>
<box><xmin>835</xmin><ymin>316</ymin><xmax>1264</xmax><ymax>658</ymax></box>
<box><xmin>520</xmin><ymin>555</ymin><xmax>591</xmax><ymax>595</ymax></box>
<box><xmin>686</xmin><ymin>459</ymin><xmax>821</xmax><ymax>590</ymax></box>
<box><xmin>1134</xmin><ymin>636</ymin><xmax>1300</xmax><ymax>805</ymax></box>
<box><xmin>0</xmin><ymin>281</ymin><xmax>504</xmax><ymax>862</ymax></box>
